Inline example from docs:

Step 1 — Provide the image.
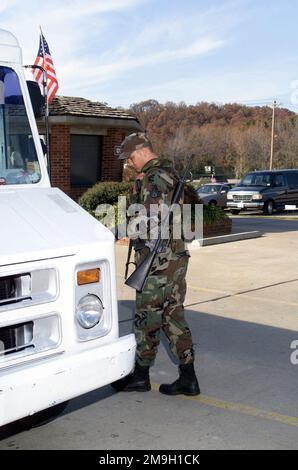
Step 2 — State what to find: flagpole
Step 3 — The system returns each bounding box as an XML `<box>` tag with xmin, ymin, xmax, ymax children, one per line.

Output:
<box><xmin>39</xmin><ymin>25</ymin><xmax>51</xmax><ymax>179</ymax></box>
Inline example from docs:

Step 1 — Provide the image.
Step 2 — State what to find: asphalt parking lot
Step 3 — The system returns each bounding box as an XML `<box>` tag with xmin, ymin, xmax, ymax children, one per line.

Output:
<box><xmin>231</xmin><ymin>211</ymin><xmax>298</xmax><ymax>235</ymax></box>
<box><xmin>1</xmin><ymin>216</ymin><xmax>298</xmax><ymax>450</ymax></box>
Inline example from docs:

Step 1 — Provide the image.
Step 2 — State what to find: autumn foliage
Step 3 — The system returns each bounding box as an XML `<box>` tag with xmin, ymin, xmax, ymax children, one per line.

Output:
<box><xmin>127</xmin><ymin>100</ymin><xmax>298</xmax><ymax>178</ymax></box>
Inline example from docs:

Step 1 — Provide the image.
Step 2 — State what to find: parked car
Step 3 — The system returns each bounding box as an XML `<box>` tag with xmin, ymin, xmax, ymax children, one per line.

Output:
<box><xmin>227</xmin><ymin>169</ymin><xmax>298</xmax><ymax>215</ymax></box>
<box><xmin>197</xmin><ymin>183</ymin><xmax>233</xmax><ymax>207</ymax></box>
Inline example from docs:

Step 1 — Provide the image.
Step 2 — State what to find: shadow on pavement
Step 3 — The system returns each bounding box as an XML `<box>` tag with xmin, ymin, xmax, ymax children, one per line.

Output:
<box><xmin>117</xmin><ymin>300</ymin><xmax>297</xmax><ymax>371</ymax></box>
<box><xmin>1</xmin><ymin>299</ymin><xmax>297</xmax><ymax>440</ymax></box>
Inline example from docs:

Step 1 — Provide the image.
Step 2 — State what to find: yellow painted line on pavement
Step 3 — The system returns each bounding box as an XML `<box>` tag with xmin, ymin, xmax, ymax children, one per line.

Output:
<box><xmin>151</xmin><ymin>383</ymin><xmax>298</xmax><ymax>428</ymax></box>
<box><xmin>190</xmin><ymin>286</ymin><xmax>230</xmax><ymax>295</ymax></box>
<box><xmin>188</xmin><ymin>284</ymin><xmax>298</xmax><ymax>308</ymax></box>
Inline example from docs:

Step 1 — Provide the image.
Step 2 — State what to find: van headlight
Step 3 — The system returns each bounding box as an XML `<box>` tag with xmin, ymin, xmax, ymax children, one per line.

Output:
<box><xmin>252</xmin><ymin>193</ymin><xmax>263</xmax><ymax>200</ymax></box>
<box><xmin>227</xmin><ymin>193</ymin><xmax>233</xmax><ymax>200</ymax></box>
<box><xmin>76</xmin><ymin>294</ymin><xmax>104</xmax><ymax>329</ymax></box>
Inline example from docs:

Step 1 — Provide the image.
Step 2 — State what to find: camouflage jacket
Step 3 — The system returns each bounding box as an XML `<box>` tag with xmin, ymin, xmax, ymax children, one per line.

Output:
<box><xmin>127</xmin><ymin>157</ymin><xmax>188</xmax><ymax>257</ymax></box>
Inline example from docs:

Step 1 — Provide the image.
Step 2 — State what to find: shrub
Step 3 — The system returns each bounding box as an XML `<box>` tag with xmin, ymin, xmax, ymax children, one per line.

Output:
<box><xmin>78</xmin><ymin>181</ymin><xmax>132</xmax><ymax>214</ymax></box>
<box><xmin>203</xmin><ymin>205</ymin><xmax>228</xmax><ymax>225</ymax></box>
<box><xmin>188</xmin><ymin>182</ymin><xmax>229</xmax><ymax>225</ymax></box>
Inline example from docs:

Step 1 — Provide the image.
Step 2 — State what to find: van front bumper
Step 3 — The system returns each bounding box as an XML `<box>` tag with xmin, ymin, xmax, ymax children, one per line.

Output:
<box><xmin>227</xmin><ymin>201</ymin><xmax>264</xmax><ymax>210</ymax></box>
<box><xmin>0</xmin><ymin>334</ymin><xmax>136</xmax><ymax>426</ymax></box>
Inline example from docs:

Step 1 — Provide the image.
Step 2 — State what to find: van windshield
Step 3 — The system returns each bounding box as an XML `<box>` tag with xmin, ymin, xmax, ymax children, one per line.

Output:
<box><xmin>0</xmin><ymin>66</ymin><xmax>41</xmax><ymax>185</ymax></box>
<box><xmin>240</xmin><ymin>173</ymin><xmax>273</xmax><ymax>187</ymax></box>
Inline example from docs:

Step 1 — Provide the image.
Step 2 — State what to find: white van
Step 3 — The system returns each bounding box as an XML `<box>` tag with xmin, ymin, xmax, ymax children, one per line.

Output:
<box><xmin>0</xmin><ymin>29</ymin><xmax>135</xmax><ymax>427</ymax></box>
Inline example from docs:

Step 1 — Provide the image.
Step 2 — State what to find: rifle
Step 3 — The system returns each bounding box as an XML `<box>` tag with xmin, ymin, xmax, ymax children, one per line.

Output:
<box><xmin>124</xmin><ymin>177</ymin><xmax>143</xmax><ymax>280</ymax></box>
<box><xmin>125</xmin><ymin>238</ymin><xmax>134</xmax><ymax>280</ymax></box>
<box><xmin>125</xmin><ymin>154</ymin><xmax>194</xmax><ymax>292</ymax></box>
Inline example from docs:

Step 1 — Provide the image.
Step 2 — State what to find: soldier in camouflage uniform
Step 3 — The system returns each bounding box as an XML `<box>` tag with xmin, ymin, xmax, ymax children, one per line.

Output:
<box><xmin>115</xmin><ymin>132</ymin><xmax>200</xmax><ymax>396</ymax></box>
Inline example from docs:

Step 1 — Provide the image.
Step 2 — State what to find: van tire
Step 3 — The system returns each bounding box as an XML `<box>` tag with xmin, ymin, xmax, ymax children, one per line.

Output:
<box><xmin>209</xmin><ymin>200</ymin><xmax>217</xmax><ymax>206</ymax></box>
<box><xmin>263</xmin><ymin>200</ymin><xmax>274</xmax><ymax>215</ymax></box>
<box><xmin>231</xmin><ymin>209</ymin><xmax>240</xmax><ymax>215</ymax></box>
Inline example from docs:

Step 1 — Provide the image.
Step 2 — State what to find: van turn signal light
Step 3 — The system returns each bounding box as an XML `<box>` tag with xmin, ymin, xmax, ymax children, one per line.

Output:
<box><xmin>77</xmin><ymin>268</ymin><xmax>100</xmax><ymax>286</ymax></box>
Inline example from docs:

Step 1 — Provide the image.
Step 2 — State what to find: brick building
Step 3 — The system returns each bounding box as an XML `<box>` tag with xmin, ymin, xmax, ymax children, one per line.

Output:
<box><xmin>37</xmin><ymin>96</ymin><xmax>141</xmax><ymax>200</ymax></box>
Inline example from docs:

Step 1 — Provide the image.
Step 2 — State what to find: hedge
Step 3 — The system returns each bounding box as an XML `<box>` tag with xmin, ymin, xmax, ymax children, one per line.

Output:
<box><xmin>78</xmin><ymin>181</ymin><xmax>132</xmax><ymax>214</ymax></box>
<box><xmin>203</xmin><ymin>204</ymin><xmax>228</xmax><ymax>225</ymax></box>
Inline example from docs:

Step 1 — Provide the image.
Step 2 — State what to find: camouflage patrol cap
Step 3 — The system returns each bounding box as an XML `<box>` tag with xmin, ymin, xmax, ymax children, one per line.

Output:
<box><xmin>118</xmin><ymin>132</ymin><xmax>153</xmax><ymax>160</ymax></box>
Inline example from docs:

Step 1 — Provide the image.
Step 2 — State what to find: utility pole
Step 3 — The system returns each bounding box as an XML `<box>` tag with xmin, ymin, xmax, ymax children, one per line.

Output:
<box><xmin>269</xmin><ymin>100</ymin><xmax>276</xmax><ymax>170</ymax></box>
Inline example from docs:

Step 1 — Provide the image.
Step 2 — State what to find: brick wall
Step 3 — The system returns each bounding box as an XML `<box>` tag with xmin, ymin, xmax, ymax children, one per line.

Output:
<box><xmin>203</xmin><ymin>218</ymin><xmax>232</xmax><ymax>238</ymax></box>
<box><xmin>101</xmin><ymin>128</ymin><xmax>125</xmax><ymax>181</ymax></box>
<box><xmin>50</xmin><ymin>125</ymin><xmax>71</xmax><ymax>194</ymax></box>
<box><xmin>49</xmin><ymin>125</ymin><xmax>126</xmax><ymax>200</ymax></box>
<box><xmin>70</xmin><ymin>187</ymin><xmax>87</xmax><ymax>200</ymax></box>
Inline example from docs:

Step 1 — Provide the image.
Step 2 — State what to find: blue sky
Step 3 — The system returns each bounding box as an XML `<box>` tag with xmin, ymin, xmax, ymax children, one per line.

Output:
<box><xmin>1</xmin><ymin>0</ymin><xmax>298</xmax><ymax>110</ymax></box>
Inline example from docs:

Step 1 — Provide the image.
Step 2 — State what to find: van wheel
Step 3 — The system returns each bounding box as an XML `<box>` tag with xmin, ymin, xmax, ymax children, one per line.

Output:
<box><xmin>19</xmin><ymin>401</ymin><xmax>69</xmax><ymax>430</ymax></box>
<box><xmin>231</xmin><ymin>209</ymin><xmax>240</xmax><ymax>215</ymax></box>
<box><xmin>263</xmin><ymin>200</ymin><xmax>274</xmax><ymax>215</ymax></box>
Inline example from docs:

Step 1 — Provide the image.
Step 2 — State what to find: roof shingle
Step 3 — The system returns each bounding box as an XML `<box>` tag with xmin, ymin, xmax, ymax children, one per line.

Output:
<box><xmin>49</xmin><ymin>95</ymin><xmax>138</xmax><ymax>121</ymax></box>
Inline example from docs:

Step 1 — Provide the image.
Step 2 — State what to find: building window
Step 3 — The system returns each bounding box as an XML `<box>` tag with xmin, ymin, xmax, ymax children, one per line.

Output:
<box><xmin>70</xmin><ymin>134</ymin><xmax>102</xmax><ymax>187</ymax></box>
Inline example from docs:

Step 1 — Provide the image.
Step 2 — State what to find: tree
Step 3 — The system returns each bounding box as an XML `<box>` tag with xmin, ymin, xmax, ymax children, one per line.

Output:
<box><xmin>127</xmin><ymin>100</ymin><xmax>297</xmax><ymax>177</ymax></box>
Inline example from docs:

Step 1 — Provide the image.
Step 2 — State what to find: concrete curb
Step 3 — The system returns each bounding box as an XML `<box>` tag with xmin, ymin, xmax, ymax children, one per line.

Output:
<box><xmin>116</xmin><ymin>231</ymin><xmax>262</xmax><ymax>249</ymax></box>
<box><xmin>229</xmin><ymin>214</ymin><xmax>298</xmax><ymax>221</ymax></box>
<box><xmin>188</xmin><ymin>230</ymin><xmax>262</xmax><ymax>249</ymax></box>
<box><xmin>231</xmin><ymin>215</ymin><xmax>298</xmax><ymax>221</ymax></box>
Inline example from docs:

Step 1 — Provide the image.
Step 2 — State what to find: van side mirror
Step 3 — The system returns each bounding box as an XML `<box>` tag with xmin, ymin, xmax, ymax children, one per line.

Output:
<box><xmin>26</xmin><ymin>80</ymin><xmax>44</xmax><ymax>118</ymax></box>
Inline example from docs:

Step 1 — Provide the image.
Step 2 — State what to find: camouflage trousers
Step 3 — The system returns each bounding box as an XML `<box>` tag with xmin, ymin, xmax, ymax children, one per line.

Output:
<box><xmin>134</xmin><ymin>250</ymin><xmax>194</xmax><ymax>368</ymax></box>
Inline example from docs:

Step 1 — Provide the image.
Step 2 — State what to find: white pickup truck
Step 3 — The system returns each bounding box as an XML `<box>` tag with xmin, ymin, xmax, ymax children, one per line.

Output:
<box><xmin>0</xmin><ymin>29</ymin><xmax>135</xmax><ymax>427</ymax></box>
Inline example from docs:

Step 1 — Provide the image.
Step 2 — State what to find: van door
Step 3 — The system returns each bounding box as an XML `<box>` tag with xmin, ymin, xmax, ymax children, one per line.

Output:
<box><xmin>285</xmin><ymin>171</ymin><xmax>298</xmax><ymax>207</ymax></box>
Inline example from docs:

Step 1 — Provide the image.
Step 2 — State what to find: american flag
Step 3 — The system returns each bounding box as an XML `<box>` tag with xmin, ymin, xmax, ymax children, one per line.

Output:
<box><xmin>33</xmin><ymin>32</ymin><xmax>59</xmax><ymax>104</ymax></box>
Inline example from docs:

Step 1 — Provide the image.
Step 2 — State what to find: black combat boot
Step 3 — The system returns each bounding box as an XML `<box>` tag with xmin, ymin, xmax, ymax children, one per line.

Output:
<box><xmin>159</xmin><ymin>363</ymin><xmax>200</xmax><ymax>396</ymax></box>
<box><xmin>111</xmin><ymin>363</ymin><xmax>151</xmax><ymax>392</ymax></box>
